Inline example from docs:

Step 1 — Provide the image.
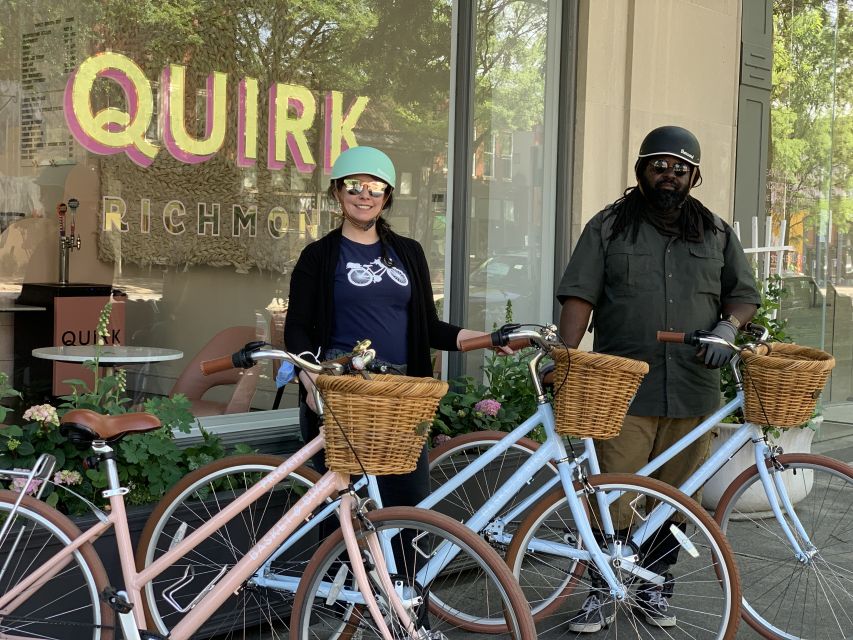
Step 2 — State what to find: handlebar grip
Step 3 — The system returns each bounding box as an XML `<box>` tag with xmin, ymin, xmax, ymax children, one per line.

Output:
<box><xmin>325</xmin><ymin>354</ymin><xmax>353</xmax><ymax>366</ymax></box>
<box><xmin>751</xmin><ymin>343</ymin><xmax>771</xmax><ymax>356</ymax></box>
<box><xmin>459</xmin><ymin>334</ymin><xmax>500</xmax><ymax>352</ymax></box>
<box><xmin>200</xmin><ymin>355</ymin><xmax>236</xmax><ymax>376</ymax></box>
<box><xmin>507</xmin><ymin>337</ymin><xmax>532</xmax><ymax>350</ymax></box>
<box><xmin>657</xmin><ymin>331</ymin><xmax>688</xmax><ymax>344</ymax></box>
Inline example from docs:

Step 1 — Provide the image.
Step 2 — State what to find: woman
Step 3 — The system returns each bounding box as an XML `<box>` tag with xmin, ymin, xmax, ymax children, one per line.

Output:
<box><xmin>284</xmin><ymin>145</ymin><xmax>497</xmax><ymax>508</ymax></box>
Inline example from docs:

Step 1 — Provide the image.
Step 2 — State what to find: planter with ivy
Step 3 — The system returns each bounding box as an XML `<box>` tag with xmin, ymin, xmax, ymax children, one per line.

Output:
<box><xmin>0</xmin><ymin>302</ymin><xmax>257</xmax><ymax>600</ymax></box>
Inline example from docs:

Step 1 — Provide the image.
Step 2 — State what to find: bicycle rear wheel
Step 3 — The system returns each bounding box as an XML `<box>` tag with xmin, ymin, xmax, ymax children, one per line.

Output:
<box><xmin>0</xmin><ymin>490</ymin><xmax>113</xmax><ymax>640</ymax></box>
<box><xmin>136</xmin><ymin>455</ymin><xmax>324</xmax><ymax>639</ymax></box>
<box><xmin>714</xmin><ymin>452</ymin><xmax>853</xmax><ymax>640</ymax></box>
<box><xmin>428</xmin><ymin>430</ymin><xmax>557</xmax><ymax>528</ymax></box>
<box><xmin>506</xmin><ymin>473</ymin><xmax>741</xmax><ymax>639</ymax></box>
<box><xmin>290</xmin><ymin>506</ymin><xmax>537</xmax><ymax>639</ymax></box>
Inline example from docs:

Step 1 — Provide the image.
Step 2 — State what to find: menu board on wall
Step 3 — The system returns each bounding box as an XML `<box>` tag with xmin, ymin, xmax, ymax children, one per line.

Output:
<box><xmin>20</xmin><ymin>17</ymin><xmax>77</xmax><ymax>167</ymax></box>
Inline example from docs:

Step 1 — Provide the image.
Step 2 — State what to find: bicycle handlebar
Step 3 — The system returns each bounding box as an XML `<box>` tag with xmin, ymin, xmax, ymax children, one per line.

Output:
<box><xmin>458</xmin><ymin>324</ymin><xmax>561</xmax><ymax>354</ymax></box>
<box><xmin>656</xmin><ymin>322</ymin><xmax>771</xmax><ymax>354</ymax></box>
<box><xmin>200</xmin><ymin>342</ymin><xmax>355</xmax><ymax>377</ymax></box>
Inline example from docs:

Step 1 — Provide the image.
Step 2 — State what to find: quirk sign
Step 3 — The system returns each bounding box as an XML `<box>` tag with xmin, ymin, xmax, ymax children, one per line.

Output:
<box><xmin>64</xmin><ymin>52</ymin><xmax>369</xmax><ymax>173</ymax></box>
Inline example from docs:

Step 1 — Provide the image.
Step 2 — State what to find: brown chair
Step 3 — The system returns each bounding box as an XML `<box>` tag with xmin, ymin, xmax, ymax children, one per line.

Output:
<box><xmin>170</xmin><ymin>326</ymin><xmax>259</xmax><ymax>417</ymax></box>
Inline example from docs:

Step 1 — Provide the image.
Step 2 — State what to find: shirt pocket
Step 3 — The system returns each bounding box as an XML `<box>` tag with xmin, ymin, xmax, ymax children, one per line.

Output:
<box><xmin>687</xmin><ymin>244</ymin><xmax>725</xmax><ymax>295</ymax></box>
<box><xmin>605</xmin><ymin>242</ymin><xmax>657</xmax><ymax>294</ymax></box>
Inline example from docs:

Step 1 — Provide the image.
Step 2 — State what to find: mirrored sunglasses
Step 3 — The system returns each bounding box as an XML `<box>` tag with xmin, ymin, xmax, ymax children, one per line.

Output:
<box><xmin>342</xmin><ymin>178</ymin><xmax>389</xmax><ymax>197</ymax></box>
<box><xmin>651</xmin><ymin>159</ymin><xmax>692</xmax><ymax>177</ymax></box>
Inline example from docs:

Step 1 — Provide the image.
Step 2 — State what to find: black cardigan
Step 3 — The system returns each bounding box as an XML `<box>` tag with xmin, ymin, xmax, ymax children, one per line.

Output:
<box><xmin>283</xmin><ymin>227</ymin><xmax>461</xmax><ymax>378</ymax></box>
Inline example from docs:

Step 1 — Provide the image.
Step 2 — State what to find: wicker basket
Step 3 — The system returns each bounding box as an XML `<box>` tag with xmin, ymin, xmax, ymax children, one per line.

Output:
<box><xmin>318</xmin><ymin>374</ymin><xmax>448</xmax><ymax>475</ymax></box>
<box><xmin>551</xmin><ymin>349</ymin><xmax>649</xmax><ymax>440</ymax></box>
<box><xmin>741</xmin><ymin>343</ymin><xmax>834</xmax><ymax>427</ymax></box>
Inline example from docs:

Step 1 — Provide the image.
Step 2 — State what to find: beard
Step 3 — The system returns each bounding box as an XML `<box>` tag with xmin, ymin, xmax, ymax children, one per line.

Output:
<box><xmin>640</xmin><ymin>172</ymin><xmax>690</xmax><ymax>211</ymax></box>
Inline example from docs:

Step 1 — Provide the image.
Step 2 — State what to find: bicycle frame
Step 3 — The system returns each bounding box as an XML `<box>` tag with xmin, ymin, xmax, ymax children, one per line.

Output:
<box><xmin>0</xmin><ymin>435</ymin><xmax>416</xmax><ymax>640</ymax></box>
<box><xmin>418</xmin><ymin>336</ymin><xmax>822</xmax><ymax>598</ymax></box>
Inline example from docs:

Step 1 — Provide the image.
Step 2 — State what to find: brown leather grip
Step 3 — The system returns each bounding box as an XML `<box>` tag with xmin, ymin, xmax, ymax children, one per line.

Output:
<box><xmin>325</xmin><ymin>354</ymin><xmax>353</xmax><ymax>366</ymax></box>
<box><xmin>458</xmin><ymin>334</ymin><xmax>499</xmax><ymax>352</ymax></box>
<box><xmin>657</xmin><ymin>331</ymin><xmax>687</xmax><ymax>343</ymax></box>
<box><xmin>752</xmin><ymin>343</ymin><xmax>771</xmax><ymax>356</ymax></box>
<box><xmin>459</xmin><ymin>335</ymin><xmax>532</xmax><ymax>352</ymax></box>
<box><xmin>200</xmin><ymin>355</ymin><xmax>235</xmax><ymax>375</ymax></box>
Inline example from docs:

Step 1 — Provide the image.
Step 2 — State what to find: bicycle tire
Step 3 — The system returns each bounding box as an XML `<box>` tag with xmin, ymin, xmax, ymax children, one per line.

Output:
<box><xmin>135</xmin><ymin>454</ymin><xmax>324</xmax><ymax>639</ymax></box>
<box><xmin>714</xmin><ymin>452</ymin><xmax>853</xmax><ymax>640</ymax></box>
<box><xmin>506</xmin><ymin>473</ymin><xmax>741</xmax><ymax>639</ymax></box>
<box><xmin>428</xmin><ymin>430</ymin><xmax>557</xmax><ymax>528</ymax></box>
<box><xmin>289</xmin><ymin>505</ymin><xmax>537</xmax><ymax>639</ymax></box>
<box><xmin>0</xmin><ymin>490</ymin><xmax>113</xmax><ymax>640</ymax></box>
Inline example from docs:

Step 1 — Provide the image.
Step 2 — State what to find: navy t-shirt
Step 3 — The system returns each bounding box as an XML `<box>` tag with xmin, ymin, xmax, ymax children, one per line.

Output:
<box><xmin>330</xmin><ymin>236</ymin><xmax>411</xmax><ymax>364</ymax></box>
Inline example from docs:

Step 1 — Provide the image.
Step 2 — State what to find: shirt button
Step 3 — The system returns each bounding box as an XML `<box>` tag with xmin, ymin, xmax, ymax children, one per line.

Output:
<box><xmin>669</xmin><ymin>327</ymin><xmax>674</xmax><ymax>330</ymax></box>
<box><xmin>668</xmin><ymin>299</ymin><xmax>673</xmax><ymax>303</ymax></box>
<box><xmin>667</xmin><ymin>273</ymin><xmax>673</xmax><ymax>278</ymax></box>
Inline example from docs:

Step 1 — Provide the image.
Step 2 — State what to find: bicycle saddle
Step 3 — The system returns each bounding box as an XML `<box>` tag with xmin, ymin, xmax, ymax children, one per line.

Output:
<box><xmin>60</xmin><ymin>408</ymin><xmax>162</xmax><ymax>446</ymax></box>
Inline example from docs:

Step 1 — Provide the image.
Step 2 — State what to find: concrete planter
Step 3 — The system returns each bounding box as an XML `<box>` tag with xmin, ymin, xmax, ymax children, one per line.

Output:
<box><xmin>701</xmin><ymin>417</ymin><xmax>820</xmax><ymax>513</ymax></box>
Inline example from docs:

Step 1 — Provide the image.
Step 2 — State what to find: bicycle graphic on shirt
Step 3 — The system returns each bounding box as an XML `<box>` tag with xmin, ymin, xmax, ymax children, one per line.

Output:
<box><xmin>346</xmin><ymin>258</ymin><xmax>409</xmax><ymax>287</ymax></box>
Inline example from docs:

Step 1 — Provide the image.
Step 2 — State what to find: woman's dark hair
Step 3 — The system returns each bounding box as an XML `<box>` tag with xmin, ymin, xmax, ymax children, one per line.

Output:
<box><xmin>328</xmin><ymin>178</ymin><xmax>397</xmax><ymax>266</ymax></box>
<box><xmin>604</xmin><ymin>165</ymin><xmax>720</xmax><ymax>244</ymax></box>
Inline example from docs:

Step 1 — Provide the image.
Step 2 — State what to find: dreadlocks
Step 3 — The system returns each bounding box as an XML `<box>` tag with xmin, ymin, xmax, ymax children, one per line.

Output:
<box><xmin>603</xmin><ymin>185</ymin><xmax>722</xmax><ymax>244</ymax></box>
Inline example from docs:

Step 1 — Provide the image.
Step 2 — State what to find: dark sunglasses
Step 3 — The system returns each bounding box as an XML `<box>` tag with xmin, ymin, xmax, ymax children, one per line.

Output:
<box><xmin>650</xmin><ymin>159</ymin><xmax>692</xmax><ymax>177</ymax></box>
<box><xmin>342</xmin><ymin>178</ymin><xmax>389</xmax><ymax>197</ymax></box>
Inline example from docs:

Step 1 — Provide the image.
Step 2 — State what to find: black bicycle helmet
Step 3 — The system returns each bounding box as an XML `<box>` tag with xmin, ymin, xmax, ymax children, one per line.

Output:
<box><xmin>635</xmin><ymin>125</ymin><xmax>702</xmax><ymax>186</ymax></box>
<box><xmin>637</xmin><ymin>125</ymin><xmax>701</xmax><ymax>165</ymax></box>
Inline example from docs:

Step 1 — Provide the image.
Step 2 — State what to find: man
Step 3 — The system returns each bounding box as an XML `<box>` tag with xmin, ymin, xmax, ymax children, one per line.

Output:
<box><xmin>556</xmin><ymin>125</ymin><xmax>760</xmax><ymax>632</ymax></box>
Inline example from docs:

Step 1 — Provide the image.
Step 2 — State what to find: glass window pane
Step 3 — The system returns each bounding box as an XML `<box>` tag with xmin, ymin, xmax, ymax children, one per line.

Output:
<box><xmin>467</xmin><ymin>0</ymin><xmax>551</xmax><ymax>334</ymax></box>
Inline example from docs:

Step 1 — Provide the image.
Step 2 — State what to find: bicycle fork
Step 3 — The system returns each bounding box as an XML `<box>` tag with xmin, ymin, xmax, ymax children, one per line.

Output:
<box><xmin>338</xmin><ymin>487</ymin><xmax>422</xmax><ymax>640</ymax></box>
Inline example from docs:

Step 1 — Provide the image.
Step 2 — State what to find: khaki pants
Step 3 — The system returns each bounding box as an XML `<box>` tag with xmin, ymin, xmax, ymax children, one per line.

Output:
<box><xmin>593</xmin><ymin>414</ymin><xmax>713</xmax><ymax>530</ymax></box>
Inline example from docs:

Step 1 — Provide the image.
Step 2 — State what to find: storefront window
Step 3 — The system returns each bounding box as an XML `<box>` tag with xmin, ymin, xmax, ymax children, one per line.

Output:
<box><xmin>466</xmin><ymin>0</ymin><xmax>554</xmax><ymax>333</ymax></box>
<box><xmin>0</xmin><ymin>1</ymin><xmax>460</xmax><ymax>406</ymax></box>
<box><xmin>770</xmin><ymin>0</ymin><xmax>853</xmax><ymax>426</ymax></box>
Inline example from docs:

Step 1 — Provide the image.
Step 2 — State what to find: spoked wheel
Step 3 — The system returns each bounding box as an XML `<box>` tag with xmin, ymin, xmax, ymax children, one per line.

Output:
<box><xmin>0</xmin><ymin>490</ymin><xmax>113</xmax><ymax>640</ymax></box>
<box><xmin>136</xmin><ymin>455</ymin><xmax>328</xmax><ymax>639</ymax></box>
<box><xmin>714</xmin><ymin>453</ymin><xmax>853</xmax><ymax>640</ymax></box>
<box><xmin>428</xmin><ymin>430</ymin><xmax>557</xmax><ymax>528</ymax></box>
<box><xmin>506</xmin><ymin>473</ymin><xmax>741</xmax><ymax>639</ymax></box>
<box><xmin>290</xmin><ymin>506</ymin><xmax>537</xmax><ymax>639</ymax></box>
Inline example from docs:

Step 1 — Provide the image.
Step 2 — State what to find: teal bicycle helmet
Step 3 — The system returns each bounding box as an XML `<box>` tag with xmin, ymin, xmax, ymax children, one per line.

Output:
<box><xmin>330</xmin><ymin>146</ymin><xmax>396</xmax><ymax>189</ymax></box>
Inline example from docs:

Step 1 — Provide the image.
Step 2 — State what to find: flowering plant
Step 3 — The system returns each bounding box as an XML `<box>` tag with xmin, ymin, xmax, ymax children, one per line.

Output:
<box><xmin>432</xmin><ymin>348</ymin><xmax>543</xmax><ymax>445</ymax></box>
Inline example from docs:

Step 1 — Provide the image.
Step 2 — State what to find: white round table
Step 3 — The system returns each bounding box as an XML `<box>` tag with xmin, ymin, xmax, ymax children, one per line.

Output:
<box><xmin>32</xmin><ymin>346</ymin><xmax>183</xmax><ymax>376</ymax></box>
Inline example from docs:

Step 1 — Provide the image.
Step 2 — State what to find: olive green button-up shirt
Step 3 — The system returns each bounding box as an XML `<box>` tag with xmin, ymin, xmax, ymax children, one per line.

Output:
<box><xmin>556</xmin><ymin>208</ymin><xmax>760</xmax><ymax>418</ymax></box>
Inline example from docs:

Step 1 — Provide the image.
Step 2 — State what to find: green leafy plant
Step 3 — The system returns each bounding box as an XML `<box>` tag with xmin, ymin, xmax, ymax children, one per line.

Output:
<box><xmin>0</xmin><ymin>302</ymin><xmax>239</xmax><ymax>514</ymax></box>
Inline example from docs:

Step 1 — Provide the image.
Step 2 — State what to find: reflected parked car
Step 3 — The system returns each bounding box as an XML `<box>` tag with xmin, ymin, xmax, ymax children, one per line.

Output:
<box><xmin>468</xmin><ymin>251</ymin><xmax>538</xmax><ymax>330</ymax></box>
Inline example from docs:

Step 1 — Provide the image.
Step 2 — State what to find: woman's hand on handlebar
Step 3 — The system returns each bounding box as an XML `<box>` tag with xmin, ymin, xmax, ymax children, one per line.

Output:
<box><xmin>456</xmin><ymin>329</ymin><xmax>516</xmax><ymax>355</ymax></box>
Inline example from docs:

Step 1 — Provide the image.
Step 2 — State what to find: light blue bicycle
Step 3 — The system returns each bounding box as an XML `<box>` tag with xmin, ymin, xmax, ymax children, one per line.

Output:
<box><xmin>430</xmin><ymin>323</ymin><xmax>853</xmax><ymax>640</ymax></box>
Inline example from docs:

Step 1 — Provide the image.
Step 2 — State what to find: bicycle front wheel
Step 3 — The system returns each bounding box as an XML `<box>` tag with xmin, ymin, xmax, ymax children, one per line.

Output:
<box><xmin>290</xmin><ymin>505</ymin><xmax>537</xmax><ymax>639</ymax></box>
<box><xmin>506</xmin><ymin>473</ymin><xmax>741</xmax><ymax>639</ymax></box>
<box><xmin>0</xmin><ymin>490</ymin><xmax>113</xmax><ymax>640</ymax></box>
<box><xmin>136</xmin><ymin>454</ymin><xmax>324</xmax><ymax>639</ymax></box>
<box><xmin>714</xmin><ymin>453</ymin><xmax>853</xmax><ymax>640</ymax></box>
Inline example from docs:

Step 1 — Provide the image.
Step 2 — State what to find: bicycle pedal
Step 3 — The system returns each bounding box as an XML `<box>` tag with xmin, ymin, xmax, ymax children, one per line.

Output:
<box><xmin>101</xmin><ymin>586</ymin><xmax>133</xmax><ymax>614</ymax></box>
